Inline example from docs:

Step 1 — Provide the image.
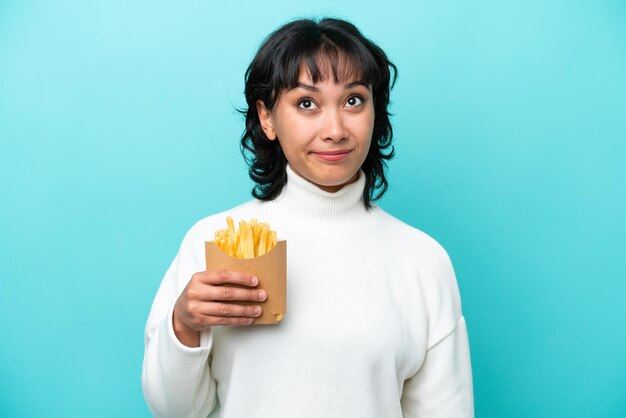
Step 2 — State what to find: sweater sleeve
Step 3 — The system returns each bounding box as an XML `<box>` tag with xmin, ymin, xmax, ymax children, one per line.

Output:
<box><xmin>401</xmin><ymin>240</ymin><xmax>474</xmax><ymax>417</ymax></box>
<box><xmin>401</xmin><ymin>317</ymin><xmax>474</xmax><ymax>417</ymax></box>
<box><xmin>142</xmin><ymin>231</ymin><xmax>218</xmax><ymax>418</ymax></box>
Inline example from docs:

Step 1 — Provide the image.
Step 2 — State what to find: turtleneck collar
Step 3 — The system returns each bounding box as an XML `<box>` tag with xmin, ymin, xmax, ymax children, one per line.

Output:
<box><xmin>269</xmin><ymin>164</ymin><xmax>372</xmax><ymax>228</ymax></box>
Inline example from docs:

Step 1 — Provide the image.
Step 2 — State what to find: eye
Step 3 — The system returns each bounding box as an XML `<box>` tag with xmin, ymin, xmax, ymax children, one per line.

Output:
<box><xmin>297</xmin><ymin>98</ymin><xmax>318</xmax><ymax>110</ymax></box>
<box><xmin>345</xmin><ymin>95</ymin><xmax>364</xmax><ymax>107</ymax></box>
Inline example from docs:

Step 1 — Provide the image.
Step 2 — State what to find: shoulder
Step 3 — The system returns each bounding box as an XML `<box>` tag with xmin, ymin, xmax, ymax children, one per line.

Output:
<box><xmin>375</xmin><ymin>208</ymin><xmax>463</xmax><ymax>346</ymax></box>
<box><xmin>182</xmin><ymin>199</ymin><xmax>264</xmax><ymax>244</ymax></box>
<box><xmin>160</xmin><ymin>199</ymin><xmax>266</xmax><ymax>290</ymax></box>
<box><xmin>375</xmin><ymin>207</ymin><xmax>459</xmax><ymax>310</ymax></box>
<box><xmin>375</xmin><ymin>207</ymin><xmax>452</xmax><ymax>266</ymax></box>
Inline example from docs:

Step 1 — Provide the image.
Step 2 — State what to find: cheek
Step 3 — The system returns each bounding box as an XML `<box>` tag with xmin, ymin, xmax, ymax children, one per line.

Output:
<box><xmin>357</xmin><ymin>112</ymin><xmax>375</xmax><ymax>143</ymax></box>
<box><xmin>274</xmin><ymin>111</ymin><xmax>301</xmax><ymax>139</ymax></box>
<box><xmin>368</xmin><ymin>106</ymin><xmax>376</xmax><ymax>132</ymax></box>
<box><xmin>274</xmin><ymin>123</ymin><xmax>302</xmax><ymax>157</ymax></box>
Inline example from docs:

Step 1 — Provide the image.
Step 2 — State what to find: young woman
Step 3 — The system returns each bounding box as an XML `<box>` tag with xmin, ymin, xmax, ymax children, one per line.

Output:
<box><xmin>142</xmin><ymin>17</ymin><xmax>474</xmax><ymax>418</ymax></box>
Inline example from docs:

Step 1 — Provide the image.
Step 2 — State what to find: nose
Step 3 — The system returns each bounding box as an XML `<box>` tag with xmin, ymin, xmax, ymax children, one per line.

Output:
<box><xmin>321</xmin><ymin>109</ymin><xmax>347</xmax><ymax>142</ymax></box>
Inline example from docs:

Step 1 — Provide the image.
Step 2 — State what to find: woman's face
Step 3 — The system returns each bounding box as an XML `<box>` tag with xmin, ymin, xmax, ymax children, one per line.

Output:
<box><xmin>256</xmin><ymin>67</ymin><xmax>375</xmax><ymax>193</ymax></box>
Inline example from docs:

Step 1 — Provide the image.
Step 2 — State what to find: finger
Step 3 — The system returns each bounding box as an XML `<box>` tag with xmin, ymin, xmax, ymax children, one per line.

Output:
<box><xmin>185</xmin><ymin>282</ymin><xmax>267</xmax><ymax>303</ymax></box>
<box><xmin>204</xmin><ymin>316</ymin><xmax>256</xmax><ymax>326</ymax></box>
<box><xmin>200</xmin><ymin>302</ymin><xmax>263</xmax><ymax>318</ymax></box>
<box><xmin>198</xmin><ymin>270</ymin><xmax>259</xmax><ymax>287</ymax></box>
<box><xmin>207</xmin><ymin>286</ymin><xmax>267</xmax><ymax>302</ymax></box>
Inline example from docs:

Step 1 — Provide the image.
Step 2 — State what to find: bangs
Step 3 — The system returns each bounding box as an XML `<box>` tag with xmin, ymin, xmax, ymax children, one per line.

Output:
<box><xmin>273</xmin><ymin>33</ymin><xmax>380</xmax><ymax>97</ymax></box>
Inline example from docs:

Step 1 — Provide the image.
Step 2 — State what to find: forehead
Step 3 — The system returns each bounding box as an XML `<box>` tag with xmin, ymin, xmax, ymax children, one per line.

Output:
<box><xmin>295</xmin><ymin>68</ymin><xmax>367</xmax><ymax>87</ymax></box>
<box><xmin>293</xmin><ymin>51</ymin><xmax>367</xmax><ymax>86</ymax></box>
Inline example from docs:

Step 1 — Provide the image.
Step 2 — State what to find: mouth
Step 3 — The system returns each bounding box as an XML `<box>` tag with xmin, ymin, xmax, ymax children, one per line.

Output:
<box><xmin>311</xmin><ymin>149</ymin><xmax>352</xmax><ymax>162</ymax></box>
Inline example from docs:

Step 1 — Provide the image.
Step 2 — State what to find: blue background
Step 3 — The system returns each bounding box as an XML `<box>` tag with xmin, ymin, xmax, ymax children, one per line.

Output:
<box><xmin>1</xmin><ymin>1</ymin><xmax>625</xmax><ymax>417</ymax></box>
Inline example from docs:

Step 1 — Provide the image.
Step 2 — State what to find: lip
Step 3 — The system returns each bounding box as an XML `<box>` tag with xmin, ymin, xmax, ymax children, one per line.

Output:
<box><xmin>311</xmin><ymin>149</ymin><xmax>352</xmax><ymax>162</ymax></box>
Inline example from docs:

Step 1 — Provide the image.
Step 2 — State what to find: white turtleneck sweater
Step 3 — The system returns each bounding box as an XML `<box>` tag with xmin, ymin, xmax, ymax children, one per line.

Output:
<box><xmin>142</xmin><ymin>166</ymin><xmax>474</xmax><ymax>418</ymax></box>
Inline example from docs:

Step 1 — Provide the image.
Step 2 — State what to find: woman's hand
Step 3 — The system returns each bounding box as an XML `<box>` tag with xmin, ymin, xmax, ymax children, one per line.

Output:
<box><xmin>173</xmin><ymin>270</ymin><xmax>267</xmax><ymax>347</ymax></box>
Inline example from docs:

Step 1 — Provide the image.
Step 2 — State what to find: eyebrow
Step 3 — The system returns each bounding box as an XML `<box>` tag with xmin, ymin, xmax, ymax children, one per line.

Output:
<box><xmin>293</xmin><ymin>81</ymin><xmax>369</xmax><ymax>92</ymax></box>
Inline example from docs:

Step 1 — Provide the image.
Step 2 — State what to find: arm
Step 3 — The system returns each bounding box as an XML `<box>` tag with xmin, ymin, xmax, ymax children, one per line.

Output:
<box><xmin>401</xmin><ymin>237</ymin><xmax>474</xmax><ymax>417</ymax></box>
<box><xmin>142</xmin><ymin>261</ymin><xmax>218</xmax><ymax>418</ymax></box>
<box><xmin>141</xmin><ymin>231</ymin><xmax>266</xmax><ymax>418</ymax></box>
<box><xmin>401</xmin><ymin>317</ymin><xmax>474</xmax><ymax>417</ymax></box>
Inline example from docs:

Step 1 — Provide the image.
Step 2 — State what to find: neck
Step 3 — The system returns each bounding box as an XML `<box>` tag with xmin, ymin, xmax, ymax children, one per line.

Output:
<box><xmin>290</xmin><ymin>166</ymin><xmax>360</xmax><ymax>194</ymax></box>
<box><xmin>267</xmin><ymin>165</ymin><xmax>372</xmax><ymax>231</ymax></box>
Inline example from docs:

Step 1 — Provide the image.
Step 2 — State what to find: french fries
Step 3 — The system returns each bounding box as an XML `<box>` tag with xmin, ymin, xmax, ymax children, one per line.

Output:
<box><xmin>214</xmin><ymin>217</ymin><xmax>277</xmax><ymax>259</ymax></box>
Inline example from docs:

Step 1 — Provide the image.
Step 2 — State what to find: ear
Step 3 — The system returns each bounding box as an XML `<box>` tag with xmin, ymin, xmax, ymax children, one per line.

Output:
<box><xmin>256</xmin><ymin>100</ymin><xmax>277</xmax><ymax>140</ymax></box>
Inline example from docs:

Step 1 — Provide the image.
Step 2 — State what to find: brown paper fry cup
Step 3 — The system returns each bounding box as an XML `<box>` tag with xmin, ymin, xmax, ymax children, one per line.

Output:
<box><xmin>205</xmin><ymin>240</ymin><xmax>286</xmax><ymax>325</ymax></box>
